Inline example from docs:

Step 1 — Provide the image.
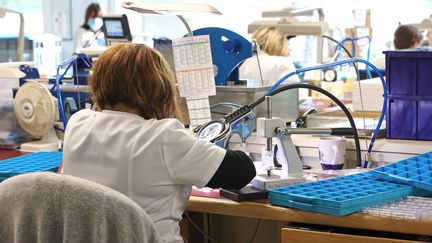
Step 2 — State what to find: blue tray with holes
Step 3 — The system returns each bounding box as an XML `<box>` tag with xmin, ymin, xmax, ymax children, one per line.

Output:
<box><xmin>0</xmin><ymin>152</ymin><xmax>62</xmax><ymax>180</ymax></box>
<box><xmin>371</xmin><ymin>152</ymin><xmax>432</xmax><ymax>192</ymax></box>
<box><xmin>268</xmin><ymin>172</ymin><xmax>419</xmax><ymax>216</ymax></box>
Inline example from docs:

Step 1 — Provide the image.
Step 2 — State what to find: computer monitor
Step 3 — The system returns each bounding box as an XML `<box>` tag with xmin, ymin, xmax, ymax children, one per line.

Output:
<box><xmin>101</xmin><ymin>14</ymin><xmax>132</xmax><ymax>46</ymax></box>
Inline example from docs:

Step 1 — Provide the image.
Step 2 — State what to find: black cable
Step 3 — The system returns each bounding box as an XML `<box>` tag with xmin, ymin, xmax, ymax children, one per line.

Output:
<box><xmin>211</xmin><ymin>111</ymin><xmax>229</xmax><ymax>116</ymax></box>
<box><xmin>247</xmin><ymin>219</ymin><xmax>262</xmax><ymax>243</ymax></box>
<box><xmin>322</xmin><ymin>35</ymin><xmax>360</xmax><ymax>81</ymax></box>
<box><xmin>207</xmin><ymin>213</ymin><xmax>211</xmax><ymax>242</ymax></box>
<box><xmin>322</xmin><ymin>35</ymin><xmax>353</xmax><ymax>58</ymax></box>
<box><xmin>184</xmin><ymin>211</ymin><xmax>218</xmax><ymax>243</ymax></box>
<box><xmin>249</xmin><ymin>83</ymin><xmax>362</xmax><ymax>167</ymax></box>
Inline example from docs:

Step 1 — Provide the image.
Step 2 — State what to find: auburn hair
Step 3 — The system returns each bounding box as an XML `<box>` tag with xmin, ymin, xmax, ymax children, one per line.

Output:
<box><xmin>89</xmin><ymin>43</ymin><xmax>182</xmax><ymax>120</ymax></box>
<box><xmin>252</xmin><ymin>27</ymin><xmax>289</xmax><ymax>56</ymax></box>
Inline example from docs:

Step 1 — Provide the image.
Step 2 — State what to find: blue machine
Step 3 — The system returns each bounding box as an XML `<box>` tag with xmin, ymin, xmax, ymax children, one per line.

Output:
<box><xmin>191</xmin><ymin>27</ymin><xmax>252</xmax><ymax>86</ymax></box>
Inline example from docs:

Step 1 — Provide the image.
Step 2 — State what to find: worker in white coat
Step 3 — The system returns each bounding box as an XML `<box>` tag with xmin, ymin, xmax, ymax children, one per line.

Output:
<box><xmin>74</xmin><ymin>3</ymin><xmax>104</xmax><ymax>52</ymax></box>
<box><xmin>240</xmin><ymin>27</ymin><xmax>299</xmax><ymax>85</ymax></box>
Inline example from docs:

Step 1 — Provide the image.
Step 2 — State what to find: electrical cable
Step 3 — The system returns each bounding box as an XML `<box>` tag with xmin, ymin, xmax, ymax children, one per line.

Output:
<box><xmin>74</xmin><ymin>60</ymin><xmax>82</xmax><ymax>111</ymax></box>
<box><xmin>354</xmin><ymin>63</ymin><xmax>369</xmax><ymax>162</ymax></box>
<box><xmin>54</xmin><ymin>54</ymin><xmax>92</xmax><ymax>130</ymax></box>
<box><xmin>184</xmin><ymin>211</ymin><xmax>218</xmax><ymax>243</ymax></box>
<box><xmin>246</xmin><ymin>219</ymin><xmax>262</xmax><ymax>243</ymax></box>
<box><xmin>336</xmin><ymin>37</ymin><xmax>356</xmax><ymax>57</ymax></box>
<box><xmin>323</xmin><ymin>36</ymin><xmax>372</xmax><ymax>164</ymax></box>
<box><xmin>262</xmin><ymin>58</ymin><xmax>387</xmax><ymax>168</ymax></box>
<box><xmin>207</xmin><ymin>213</ymin><xmax>211</xmax><ymax>243</ymax></box>
<box><xmin>322</xmin><ymin>35</ymin><xmax>353</xmax><ymax>58</ymax></box>
<box><xmin>334</xmin><ymin>35</ymin><xmax>373</xmax><ymax>79</ymax></box>
<box><xmin>249</xmin><ymin>83</ymin><xmax>362</xmax><ymax>167</ymax></box>
<box><xmin>322</xmin><ymin>35</ymin><xmax>360</xmax><ymax>82</ymax></box>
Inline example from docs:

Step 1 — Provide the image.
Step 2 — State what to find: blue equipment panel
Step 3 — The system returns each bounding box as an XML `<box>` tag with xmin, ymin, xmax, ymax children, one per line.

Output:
<box><xmin>269</xmin><ymin>172</ymin><xmax>420</xmax><ymax>216</ymax></box>
<box><xmin>0</xmin><ymin>152</ymin><xmax>62</xmax><ymax>180</ymax></box>
<box><xmin>372</xmin><ymin>152</ymin><xmax>432</xmax><ymax>192</ymax></box>
<box><xmin>192</xmin><ymin>27</ymin><xmax>252</xmax><ymax>86</ymax></box>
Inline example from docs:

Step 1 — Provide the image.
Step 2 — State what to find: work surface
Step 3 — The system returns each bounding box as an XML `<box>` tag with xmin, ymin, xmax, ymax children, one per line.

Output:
<box><xmin>187</xmin><ymin>196</ymin><xmax>432</xmax><ymax>236</ymax></box>
<box><xmin>1</xmin><ymin>148</ymin><xmax>432</xmax><ymax>237</ymax></box>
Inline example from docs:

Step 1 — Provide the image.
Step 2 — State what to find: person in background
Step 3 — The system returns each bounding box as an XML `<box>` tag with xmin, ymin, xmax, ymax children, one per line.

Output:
<box><xmin>240</xmin><ymin>27</ymin><xmax>299</xmax><ymax>86</ymax></box>
<box><xmin>62</xmin><ymin>44</ymin><xmax>256</xmax><ymax>243</ymax></box>
<box><xmin>374</xmin><ymin>24</ymin><xmax>422</xmax><ymax>69</ymax></box>
<box><xmin>74</xmin><ymin>3</ymin><xmax>103</xmax><ymax>52</ymax></box>
<box><xmin>393</xmin><ymin>25</ymin><xmax>422</xmax><ymax>50</ymax></box>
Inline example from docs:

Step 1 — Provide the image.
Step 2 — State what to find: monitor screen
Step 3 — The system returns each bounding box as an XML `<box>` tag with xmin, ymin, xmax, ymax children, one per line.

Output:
<box><xmin>105</xmin><ymin>19</ymin><xmax>124</xmax><ymax>37</ymax></box>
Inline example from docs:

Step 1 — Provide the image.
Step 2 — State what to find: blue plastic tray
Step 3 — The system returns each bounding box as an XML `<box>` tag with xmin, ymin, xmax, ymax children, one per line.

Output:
<box><xmin>0</xmin><ymin>152</ymin><xmax>62</xmax><ymax>180</ymax></box>
<box><xmin>268</xmin><ymin>172</ymin><xmax>418</xmax><ymax>216</ymax></box>
<box><xmin>269</xmin><ymin>197</ymin><xmax>369</xmax><ymax>216</ymax></box>
<box><xmin>371</xmin><ymin>152</ymin><xmax>432</xmax><ymax>192</ymax></box>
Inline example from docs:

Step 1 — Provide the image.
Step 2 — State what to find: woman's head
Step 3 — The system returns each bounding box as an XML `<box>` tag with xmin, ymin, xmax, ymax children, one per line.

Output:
<box><xmin>82</xmin><ymin>3</ymin><xmax>102</xmax><ymax>31</ymax></box>
<box><xmin>252</xmin><ymin>27</ymin><xmax>289</xmax><ymax>56</ymax></box>
<box><xmin>394</xmin><ymin>25</ymin><xmax>422</xmax><ymax>49</ymax></box>
<box><xmin>89</xmin><ymin>43</ymin><xmax>181</xmax><ymax>120</ymax></box>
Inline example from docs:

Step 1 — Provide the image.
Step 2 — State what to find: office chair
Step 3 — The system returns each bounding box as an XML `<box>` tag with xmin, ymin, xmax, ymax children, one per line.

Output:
<box><xmin>0</xmin><ymin>172</ymin><xmax>161</xmax><ymax>243</ymax></box>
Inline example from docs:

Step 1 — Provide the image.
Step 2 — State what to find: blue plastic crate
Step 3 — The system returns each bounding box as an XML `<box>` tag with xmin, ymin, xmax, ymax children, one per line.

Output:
<box><xmin>385</xmin><ymin>50</ymin><xmax>432</xmax><ymax>141</ymax></box>
<box><xmin>0</xmin><ymin>152</ymin><xmax>62</xmax><ymax>180</ymax></box>
<box><xmin>371</xmin><ymin>152</ymin><xmax>432</xmax><ymax>192</ymax></box>
<box><xmin>268</xmin><ymin>172</ymin><xmax>418</xmax><ymax>216</ymax></box>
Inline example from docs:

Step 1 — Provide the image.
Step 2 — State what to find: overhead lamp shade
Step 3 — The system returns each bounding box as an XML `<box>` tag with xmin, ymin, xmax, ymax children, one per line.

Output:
<box><xmin>122</xmin><ymin>1</ymin><xmax>222</xmax><ymax>15</ymax></box>
<box><xmin>248</xmin><ymin>20</ymin><xmax>329</xmax><ymax>36</ymax></box>
<box><xmin>0</xmin><ymin>67</ymin><xmax>25</xmax><ymax>79</ymax></box>
<box><xmin>262</xmin><ymin>8</ymin><xmax>318</xmax><ymax>18</ymax></box>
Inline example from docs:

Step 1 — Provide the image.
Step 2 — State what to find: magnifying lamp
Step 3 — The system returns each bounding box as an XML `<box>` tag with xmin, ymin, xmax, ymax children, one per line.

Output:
<box><xmin>122</xmin><ymin>1</ymin><xmax>222</xmax><ymax>36</ymax></box>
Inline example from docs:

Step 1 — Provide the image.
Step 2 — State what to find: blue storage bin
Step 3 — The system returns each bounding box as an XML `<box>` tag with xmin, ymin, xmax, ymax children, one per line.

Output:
<box><xmin>385</xmin><ymin>50</ymin><xmax>432</xmax><ymax>140</ymax></box>
<box><xmin>371</xmin><ymin>152</ymin><xmax>432</xmax><ymax>192</ymax></box>
<box><xmin>268</xmin><ymin>172</ymin><xmax>419</xmax><ymax>216</ymax></box>
<box><xmin>0</xmin><ymin>152</ymin><xmax>62</xmax><ymax>180</ymax></box>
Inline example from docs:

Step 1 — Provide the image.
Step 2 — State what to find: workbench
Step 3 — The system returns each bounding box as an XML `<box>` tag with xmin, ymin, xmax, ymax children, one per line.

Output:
<box><xmin>186</xmin><ymin>196</ymin><xmax>432</xmax><ymax>242</ymax></box>
<box><xmin>2</xmin><ymin>136</ymin><xmax>432</xmax><ymax>243</ymax></box>
<box><xmin>185</xmin><ymin>136</ymin><xmax>432</xmax><ymax>243</ymax></box>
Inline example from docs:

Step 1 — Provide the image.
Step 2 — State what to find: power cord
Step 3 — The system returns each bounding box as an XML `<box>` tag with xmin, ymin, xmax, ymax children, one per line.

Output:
<box><xmin>184</xmin><ymin>211</ymin><xmax>218</xmax><ymax>243</ymax></box>
<box><xmin>322</xmin><ymin>35</ymin><xmax>360</xmax><ymax>82</ymax></box>
<box><xmin>247</xmin><ymin>219</ymin><xmax>262</xmax><ymax>243</ymax></box>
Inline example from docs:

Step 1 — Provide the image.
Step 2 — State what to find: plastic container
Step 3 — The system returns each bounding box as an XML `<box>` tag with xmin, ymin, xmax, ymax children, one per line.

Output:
<box><xmin>385</xmin><ymin>50</ymin><xmax>432</xmax><ymax>140</ymax></box>
<box><xmin>268</xmin><ymin>172</ymin><xmax>420</xmax><ymax>216</ymax></box>
<box><xmin>0</xmin><ymin>152</ymin><xmax>62</xmax><ymax>180</ymax></box>
<box><xmin>372</xmin><ymin>152</ymin><xmax>432</xmax><ymax>192</ymax></box>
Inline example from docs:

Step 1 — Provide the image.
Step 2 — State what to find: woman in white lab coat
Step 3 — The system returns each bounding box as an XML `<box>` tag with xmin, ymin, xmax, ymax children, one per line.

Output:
<box><xmin>73</xmin><ymin>3</ymin><xmax>103</xmax><ymax>52</ymax></box>
<box><xmin>240</xmin><ymin>27</ymin><xmax>299</xmax><ymax>85</ymax></box>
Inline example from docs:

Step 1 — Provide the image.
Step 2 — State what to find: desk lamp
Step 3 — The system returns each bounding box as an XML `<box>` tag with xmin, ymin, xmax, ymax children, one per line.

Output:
<box><xmin>121</xmin><ymin>1</ymin><xmax>221</xmax><ymax>36</ymax></box>
<box><xmin>248</xmin><ymin>6</ymin><xmax>328</xmax><ymax>63</ymax></box>
<box><xmin>0</xmin><ymin>8</ymin><xmax>24</xmax><ymax>61</ymax></box>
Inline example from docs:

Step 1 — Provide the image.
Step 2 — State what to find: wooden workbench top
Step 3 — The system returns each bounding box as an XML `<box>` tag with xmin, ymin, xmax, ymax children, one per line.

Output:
<box><xmin>188</xmin><ymin>196</ymin><xmax>432</xmax><ymax>236</ymax></box>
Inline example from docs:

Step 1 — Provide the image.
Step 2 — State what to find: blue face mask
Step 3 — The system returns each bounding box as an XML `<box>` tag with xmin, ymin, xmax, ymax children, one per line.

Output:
<box><xmin>87</xmin><ymin>17</ymin><xmax>103</xmax><ymax>31</ymax></box>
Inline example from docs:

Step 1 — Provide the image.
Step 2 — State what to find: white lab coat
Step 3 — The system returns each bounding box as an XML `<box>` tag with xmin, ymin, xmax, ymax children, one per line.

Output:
<box><xmin>63</xmin><ymin>109</ymin><xmax>226</xmax><ymax>243</ymax></box>
<box><xmin>240</xmin><ymin>51</ymin><xmax>300</xmax><ymax>86</ymax></box>
<box><xmin>73</xmin><ymin>27</ymin><xmax>104</xmax><ymax>53</ymax></box>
